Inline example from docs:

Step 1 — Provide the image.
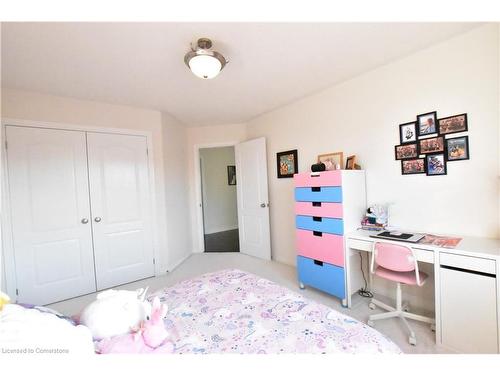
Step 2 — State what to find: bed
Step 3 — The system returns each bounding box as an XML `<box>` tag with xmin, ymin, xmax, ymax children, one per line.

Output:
<box><xmin>135</xmin><ymin>269</ymin><xmax>401</xmax><ymax>354</ymax></box>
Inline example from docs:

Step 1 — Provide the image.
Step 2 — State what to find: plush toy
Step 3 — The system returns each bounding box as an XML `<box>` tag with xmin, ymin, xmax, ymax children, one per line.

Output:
<box><xmin>79</xmin><ymin>287</ymin><xmax>151</xmax><ymax>340</ymax></box>
<box><xmin>0</xmin><ymin>292</ymin><xmax>11</xmax><ymax>312</ymax></box>
<box><xmin>96</xmin><ymin>296</ymin><xmax>174</xmax><ymax>354</ymax></box>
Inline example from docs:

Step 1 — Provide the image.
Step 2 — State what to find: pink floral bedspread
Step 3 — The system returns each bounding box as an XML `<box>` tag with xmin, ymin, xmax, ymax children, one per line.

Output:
<box><xmin>146</xmin><ymin>269</ymin><xmax>401</xmax><ymax>354</ymax></box>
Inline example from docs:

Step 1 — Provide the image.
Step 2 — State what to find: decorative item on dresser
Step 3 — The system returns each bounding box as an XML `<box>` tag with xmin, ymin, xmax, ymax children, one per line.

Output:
<box><xmin>317</xmin><ymin>152</ymin><xmax>343</xmax><ymax>171</ymax></box>
<box><xmin>294</xmin><ymin>170</ymin><xmax>367</xmax><ymax>306</ymax></box>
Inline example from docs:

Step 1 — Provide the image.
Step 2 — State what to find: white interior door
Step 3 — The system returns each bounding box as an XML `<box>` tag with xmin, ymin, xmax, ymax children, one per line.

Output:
<box><xmin>87</xmin><ymin>132</ymin><xmax>154</xmax><ymax>290</ymax></box>
<box><xmin>235</xmin><ymin>137</ymin><xmax>271</xmax><ymax>259</ymax></box>
<box><xmin>6</xmin><ymin>126</ymin><xmax>96</xmax><ymax>305</ymax></box>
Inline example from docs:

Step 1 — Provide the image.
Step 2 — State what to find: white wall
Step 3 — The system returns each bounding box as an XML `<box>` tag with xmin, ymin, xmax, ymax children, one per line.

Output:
<box><xmin>187</xmin><ymin>123</ymin><xmax>247</xmax><ymax>252</ymax></box>
<box><xmin>161</xmin><ymin>112</ymin><xmax>192</xmax><ymax>270</ymax></box>
<box><xmin>200</xmin><ymin>146</ymin><xmax>238</xmax><ymax>234</ymax></box>
<box><xmin>246</xmin><ymin>25</ymin><xmax>500</xmax><ymax>312</ymax></box>
<box><xmin>0</xmin><ymin>88</ymin><xmax>187</xmax><ymax>274</ymax></box>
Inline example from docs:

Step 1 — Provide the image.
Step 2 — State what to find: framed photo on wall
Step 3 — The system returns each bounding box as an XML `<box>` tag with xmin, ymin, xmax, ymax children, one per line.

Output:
<box><xmin>401</xmin><ymin>158</ymin><xmax>426</xmax><ymax>175</ymax></box>
<box><xmin>446</xmin><ymin>136</ymin><xmax>470</xmax><ymax>161</ymax></box>
<box><xmin>438</xmin><ymin>113</ymin><xmax>468</xmax><ymax>135</ymax></box>
<box><xmin>416</xmin><ymin>111</ymin><xmax>438</xmax><ymax>137</ymax></box>
<box><xmin>277</xmin><ymin>149</ymin><xmax>298</xmax><ymax>178</ymax></box>
<box><xmin>418</xmin><ymin>136</ymin><xmax>444</xmax><ymax>154</ymax></box>
<box><xmin>227</xmin><ymin>165</ymin><xmax>236</xmax><ymax>185</ymax></box>
<box><xmin>399</xmin><ymin>122</ymin><xmax>417</xmax><ymax>144</ymax></box>
<box><xmin>425</xmin><ymin>153</ymin><xmax>447</xmax><ymax>176</ymax></box>
<box><xmin>395</xmin><ymin>143</ymin><xmax>418</xmax><ymax>160</ymax></box>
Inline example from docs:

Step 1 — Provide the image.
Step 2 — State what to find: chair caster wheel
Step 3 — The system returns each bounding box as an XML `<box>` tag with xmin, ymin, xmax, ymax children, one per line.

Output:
<box><xmin>367</xmin><ymin>320</ymin><xmax>374</xmax><ymax>327</ymax></box>
<box><xmin>299</xmin><ymin>282</ymin><xmax>305</xmax><ymax>290</ymax></box>
<box><xmin>431</xmin><ymin>324</ymin><xmax>436</xmax><ymax>332</ymax></box>
<box><xmin>403</xmin><ymin>305</ymin><xmax>410</xmax><ymax>312</ymax></box>
<box><xmin>409</xmin><ymin>335</ymin><xmax>417</xmax><ymax>346</ymax></box>
<box><xmin>368</xmin><ymin>302</ymin><xmax>376</xmax><ymax>310</ymax></box>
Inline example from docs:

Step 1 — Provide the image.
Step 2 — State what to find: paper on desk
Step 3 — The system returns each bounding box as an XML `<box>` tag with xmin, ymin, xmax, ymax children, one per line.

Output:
<box><xmin>418</xmin><ymin>234</ymin><xmax>462</xmax><ymax>248</ymax></box>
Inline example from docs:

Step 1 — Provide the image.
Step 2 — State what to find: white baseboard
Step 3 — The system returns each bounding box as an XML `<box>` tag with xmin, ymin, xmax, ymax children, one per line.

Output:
<box><xmin>166</xmin><ymin>253</ymin><xmax>192</xmax><ymax>273</ymax></box>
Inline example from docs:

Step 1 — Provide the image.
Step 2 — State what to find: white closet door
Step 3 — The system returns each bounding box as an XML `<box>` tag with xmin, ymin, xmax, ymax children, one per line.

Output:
<box><xmin>235</xmin><ymin>137</ymin><xmax>271</xmax><ymax>260</ymax></box>
<box><xmin>86</xmin><ymin>132</ymin><xmax>154</xmax><ymax>290</ymax></box>
<box><xmin>6</xmin><ymin>126</ymin><xmax>96</xmax><ymax>305</ymax></box>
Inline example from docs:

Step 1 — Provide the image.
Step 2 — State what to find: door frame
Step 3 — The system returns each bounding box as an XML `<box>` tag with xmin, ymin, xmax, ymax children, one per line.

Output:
<box><xmin>193</xmin><ymin>142</ymin><xmax>238</xmax><ymax>253</ymax></box>
<box><xmin>1</xmin><ymin>118</ymin><xmax>161</xmax><ymax>301</ymax></box>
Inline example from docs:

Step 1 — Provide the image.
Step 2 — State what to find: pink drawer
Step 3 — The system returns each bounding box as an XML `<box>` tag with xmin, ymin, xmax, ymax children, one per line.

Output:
<box><xmin>294</xmin><ymin>171</ymin><xmax>342</xmax><ymax>187</ymax></box>
<box><xmin>295</xmin><ymin>201</ymin><xmax>343</xmax><ymax>218</ymax></box>
<box><xmin>296</xmin><ymin>229</ymin><xmax>344</xmax><ymax>267</ymax></box>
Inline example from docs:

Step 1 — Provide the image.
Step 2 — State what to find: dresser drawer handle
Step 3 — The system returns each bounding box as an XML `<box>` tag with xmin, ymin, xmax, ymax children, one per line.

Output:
<box><xmin>312</xmin><ymin>202</ymin><xmax>322</xmax><ymax>207</ymax></box>
<box><xmin>311</xmin><ymin>187</ymin><xmax>321</xmax><ymax>192</ymax></box>
<box><xmin>313</xmin><ymin>216</ymin><xmax>322</xmax><ymax>222</ymax></box>
<box><xmin>313</xmin><ymin>231</ymin><xmax>323</xmax><ymax>237</ymax></box>
<box><xmin>314</xmin><ymin>260</ymin><xmax>324</xmax><ymax>266</ymax></box>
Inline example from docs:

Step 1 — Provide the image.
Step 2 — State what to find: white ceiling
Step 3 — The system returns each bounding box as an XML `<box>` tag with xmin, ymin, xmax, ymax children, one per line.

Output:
<box><xmin>1</xmin><ymin>22</ymin><xmax>480</xmax><ymax>126</ymax></box>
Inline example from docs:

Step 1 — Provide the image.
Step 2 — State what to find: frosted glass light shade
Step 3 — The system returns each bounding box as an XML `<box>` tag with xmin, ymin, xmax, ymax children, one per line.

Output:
<box><xmin>188</xmin><ymin>55</ymin><xmax>222</xmax><ymax>79</ymax></box>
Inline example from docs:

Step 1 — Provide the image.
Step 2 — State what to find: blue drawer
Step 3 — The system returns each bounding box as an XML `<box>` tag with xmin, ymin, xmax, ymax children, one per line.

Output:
<box><xmin>295</xmin><ymin>186</ymin><xmax>342</xmax><ymax>203</ymax></box>
<box><xmin>296</xmin><ymin>215</ymin><xmax>343</xmax><ymax>235</ymax></box>
<box><xmin>297</xmin><ymin>256</ymin><xmax>345</xmax><ymax>299</ymax></box>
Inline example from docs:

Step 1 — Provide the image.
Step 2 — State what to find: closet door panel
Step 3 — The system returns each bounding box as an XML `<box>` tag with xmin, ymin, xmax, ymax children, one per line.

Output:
<box><xmin>6</xmin><ymin>126</ymin><xmax>96</xmax><ymax>305</ymax></box>
<box><xmin>87</xmin><ymin>132</ymin><xmax>154</xmax><ymax>290</ymax></box>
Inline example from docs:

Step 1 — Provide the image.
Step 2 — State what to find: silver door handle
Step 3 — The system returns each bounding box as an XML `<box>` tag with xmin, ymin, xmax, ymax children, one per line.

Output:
<box><xmin>81</xmin><ymin>218</ymin><xmax>89</xmax><ymax>224</ymax></box>
<box><xmin>260</xmin><ymin>203</ymin><xmax>266</xmax><ymax>208</ymax></box>
<box><xmin>94</xmin><ymin>217</ymin><xmax>102</xmax><ymax>223</ymax></box>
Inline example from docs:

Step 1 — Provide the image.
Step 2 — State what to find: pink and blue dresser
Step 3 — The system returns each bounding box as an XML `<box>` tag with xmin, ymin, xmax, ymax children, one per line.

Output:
<box><xmin>294</xmin><ymin>170</ymin><xmax>366</xmax><ymax>306</ymax></box>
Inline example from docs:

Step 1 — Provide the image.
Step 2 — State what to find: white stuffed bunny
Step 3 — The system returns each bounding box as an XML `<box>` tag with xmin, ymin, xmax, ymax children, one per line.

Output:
<box><xmin>80</xmin><ymin>287</ymin><xmax>151</xmax><ymax>340</ymax></box>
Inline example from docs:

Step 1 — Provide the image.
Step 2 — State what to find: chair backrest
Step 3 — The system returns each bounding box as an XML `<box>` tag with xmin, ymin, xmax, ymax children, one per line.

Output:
<box><xmin>373</xmin><ymin>242</ymin><xmax>416</xmax><ymax>272</ymax></box>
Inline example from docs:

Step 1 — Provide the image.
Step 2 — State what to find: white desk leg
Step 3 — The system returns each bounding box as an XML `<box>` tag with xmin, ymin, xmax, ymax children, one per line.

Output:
<box><xmin>368</xmin><ymin>251</ymin><xmax>373</xmax><ymax>292</ymax></box>
<box><xmin>434</xmin><ymin>253</ymin><xmax>441</xmax><ymax>346</ymax></box>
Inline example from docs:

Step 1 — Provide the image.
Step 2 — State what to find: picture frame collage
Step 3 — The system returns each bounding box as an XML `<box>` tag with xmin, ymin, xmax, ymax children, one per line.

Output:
<box><xmin>396</xmin><ymin>111</ymin><xmax>469</xmax><ymax>176</ymax></box>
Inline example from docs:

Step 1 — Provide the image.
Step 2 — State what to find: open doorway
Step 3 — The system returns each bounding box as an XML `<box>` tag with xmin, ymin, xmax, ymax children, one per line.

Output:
<box><xmin>199</xmin><ymin>146</ymin><xmax>240</xmax><ymax>253</ymax></box>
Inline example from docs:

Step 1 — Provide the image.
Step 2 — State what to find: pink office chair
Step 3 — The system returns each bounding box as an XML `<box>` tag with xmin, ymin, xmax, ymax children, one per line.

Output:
<box><xmin>367</xmin><ymin>242</ymin><xmax>435</xmax><ymax>346</ymax></box>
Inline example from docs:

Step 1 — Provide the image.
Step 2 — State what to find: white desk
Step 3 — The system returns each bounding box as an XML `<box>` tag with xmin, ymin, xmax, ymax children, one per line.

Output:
<box><xmin>346</xmin><ymin>229</ymin><xmax>500</xmax><ymax>353</ymax></box>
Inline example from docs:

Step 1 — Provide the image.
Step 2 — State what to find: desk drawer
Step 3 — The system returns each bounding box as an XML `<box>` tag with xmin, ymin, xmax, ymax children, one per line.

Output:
<box><xmin>295</xmin><ymin>201</ymin><xmax>343</xmax><ymax>218</ymax></box>
<box><xmin>296</xmin><ymin>229</ymin><xmax>344</xmax><ymax>266</ymax></box>
<box><xmin>296</xmin><ymin>215</ymin><xmax>343</xmax><ymax>235</ymax></box>
<box><xmin>295</xmin><ymin>187</ymin><xmax>342</xmax><ymax>203</ymax></box>
<box><xmin>412</xmin><ymin>248</ymin><xmax>435</xmax><ymax>264</ymax></box>
<box><xmin>440</xmin><ymin>253</ymin><xmax>496</xmax><ymax>275</ymax></box>
<box><xmin>348</xmin><ymin>238</ymin><xmax>372</xmax><ymax>252</ymax></box>
<box><xmin>297</xmin><ymin>256</ymin><xmax>345</xmax><ymax>299</ymax></box>
<box><xmin>294</xmin><ymin>171</ymin><xmax>341</xmax><ymax>187</ymax></box>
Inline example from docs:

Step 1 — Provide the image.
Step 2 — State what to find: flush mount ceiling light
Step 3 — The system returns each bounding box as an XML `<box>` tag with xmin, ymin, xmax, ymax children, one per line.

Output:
<box><xmin>184</xmin><ymin>38</ymin><xmax>228</xmax><ymax>79</ymax></box>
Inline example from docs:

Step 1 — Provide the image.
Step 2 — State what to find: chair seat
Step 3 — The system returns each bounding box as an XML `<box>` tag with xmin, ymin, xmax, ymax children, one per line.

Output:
<box><xmin>374</xmin><ymin>266</ymin><xmax>428</xmax><ymax>286</ymax></box>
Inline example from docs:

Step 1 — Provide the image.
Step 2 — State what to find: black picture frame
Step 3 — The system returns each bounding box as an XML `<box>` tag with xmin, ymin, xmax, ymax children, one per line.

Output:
<box><xmin>418</xmin><ymin>136</ymin><xmax>445</xmax><ymax>154</ymax></box>
<box><xmin>395</xmin><ymin>142</ymin><xmax>418</xmax><ymax>160</ymax></box>
<box><xmin>438</xmin><ymin>113</ymin><xmax>468</xmax><ymax>135</ymax></box>
<box><xmin>399</xmin><ymin>121</ymin><xmax>417</xmax><ymax>144</ymax></box>
<box><xmin>425</xmin><ymin>153</ymin><xmax>447</xmax><ymax>176</ymax></box>
<box><xmin>446</xmin><ymin>135</ymin><xmax>470</xmax><ymax>162</ymax></box>
<box><xmin>276</xmin><ymin>149</ymin><xmax>298</xmax><ymax>178</ymax></box>
<box><xmin>416</xmin><ymin>111</ymin><xmax>438</xmax><ymax>137</ymax></box>
<box><xmin>227</xmin><ymin>165</ymin><xmax>236</xmax><ymax>185</ymax></box>
<box><xmin>401</xmin><ymin>158</ymin><xmax>426</xmax><ymax>175</ymax></box>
